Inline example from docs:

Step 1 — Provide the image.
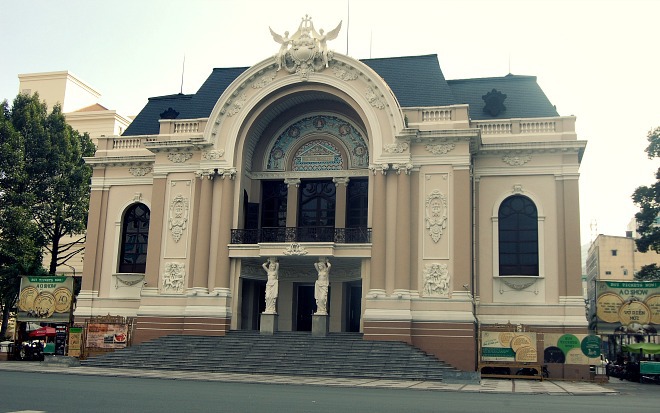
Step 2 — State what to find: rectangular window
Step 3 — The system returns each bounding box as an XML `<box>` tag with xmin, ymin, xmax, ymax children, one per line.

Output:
<box><xmin>611</xmin><ymin>250</ymin><xmax>617</xmax><ymax>256</ymax></box>
<box><xmin>605</xmin><ymin>271</ymin><xmax>612</xmax><ymax>275</ymax></box>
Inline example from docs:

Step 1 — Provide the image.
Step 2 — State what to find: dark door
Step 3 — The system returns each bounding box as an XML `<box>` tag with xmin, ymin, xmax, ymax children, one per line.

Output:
<box><xmin>296</xmin><ymin>285</ymin><xmax>315</xmax><ymax>331</ymax></box>
<box><xmin>298</xmin><ymin>180</ymin><xmax>336</xmax><ymax>241</ymax></box>
<box><xmin>347</xmin><ymin>282</ymin><xmax>362</xmax><ymax>332</ymax></box>
<box><xmin>240</xmin><ymin>278</ymin><xmax>265</xmax><ymax>330</ymax></box>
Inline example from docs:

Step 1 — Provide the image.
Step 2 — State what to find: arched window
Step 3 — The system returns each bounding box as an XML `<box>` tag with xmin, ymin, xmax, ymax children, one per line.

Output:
<box><xmin>118</xmin><ymin>203</ymin><xmax>150</xmax><ymax>273</ymax></box>
<box><xmin>498</xmin><ymin>195</ymin><xmax>538</xmax><ymax>276</ymax></box>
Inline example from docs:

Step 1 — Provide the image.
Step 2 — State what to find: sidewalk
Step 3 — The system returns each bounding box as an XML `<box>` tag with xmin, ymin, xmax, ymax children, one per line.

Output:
<box><xmin>0</xmin><ymin>361</ymin><xmax>619</xmax><ymax>395</ymax></box>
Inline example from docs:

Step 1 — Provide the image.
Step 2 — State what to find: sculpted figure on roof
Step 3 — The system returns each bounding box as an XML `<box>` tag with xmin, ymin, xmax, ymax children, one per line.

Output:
<box><xmin>270</xmin><ymin>15</ymin><xmax>342</xmax><ymax>80</ymax></box>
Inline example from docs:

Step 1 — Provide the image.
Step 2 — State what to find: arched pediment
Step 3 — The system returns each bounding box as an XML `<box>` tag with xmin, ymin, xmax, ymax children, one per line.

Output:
<box><xmin>202</xmin><ymin>54</ymin><xmax>405</xmax><ymax>169</ymax></box>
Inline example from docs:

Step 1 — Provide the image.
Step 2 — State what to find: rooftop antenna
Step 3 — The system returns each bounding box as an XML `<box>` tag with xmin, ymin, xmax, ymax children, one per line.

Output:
<box><xmin>180</xmin><ymin>54</ymin><xmax>186</xmax><ymax>94</ymax></box>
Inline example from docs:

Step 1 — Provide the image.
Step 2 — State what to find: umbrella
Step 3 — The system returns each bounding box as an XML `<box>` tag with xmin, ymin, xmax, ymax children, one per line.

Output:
<box><xmin>28</xmin><ymin>326</ymin><xmax>56</xmax><ymax>337</ymax></box>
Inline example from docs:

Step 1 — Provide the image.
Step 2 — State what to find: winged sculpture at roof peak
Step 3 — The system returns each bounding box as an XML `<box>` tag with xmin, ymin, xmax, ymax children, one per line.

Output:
<box><xmin>270</xmin><ymin>15</ymin><xmax>342</xmax><ymax>80</ymax></box>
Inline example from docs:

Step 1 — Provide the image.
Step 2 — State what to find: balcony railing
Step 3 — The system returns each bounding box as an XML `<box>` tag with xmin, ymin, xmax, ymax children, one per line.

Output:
<box><xmin>230</xmin><ymin>227</ymin><xmax>372</xmax><ymax>244</ymax></box>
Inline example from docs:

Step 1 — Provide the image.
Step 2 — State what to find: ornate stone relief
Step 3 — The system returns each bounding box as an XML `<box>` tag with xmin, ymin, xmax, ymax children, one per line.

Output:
<box><xmin>425</xmin><ymin>190</ymin><xmax>448</xmax><ymax>243</ymax></box>
<box><xmin>332</xmin><ymin>65</ymin><xmax>358</xmax><ymax>81</ymax></box>
<box><xmin>270</xmin><ymin>15</ymin><xmax>342</xmax><ymax>80</ymax></box>
<box><xmin>365</xmin><ymin>86</ymin><xmax>386</xmax><ymax>109</ymax></box>
<box><xmin>425</xmin><ymin>143</ymin><xmax>456</xmax><ymax>155</ymax></box>
<box><xmin>502</xmin><ymin>154</ymin><xmax>531</xmax><ymax>166</ymax></box>
<box><xmin>384</xmin><ymin>141</ymin><xmax>409</xmax><ymax>154</ymax></box>
<box><xmin>129</xmin><ymin>166</ymin><xmax>152</xmax><ymax>177</ymax></box>
<box><xmin>499</xmin><ymin>277</ymin><xmax>539</xmax><ymax>295</ymax></box>
<box><xmin>267</xmin><ymin>115</ymin><xmax>368</xmax><ymax>171</ymax></box>
<box><xmin>227</xmin><ymin>93</ymin><xmax>248</xmax><ymax>117</ymax></box>
<box><xmin>392</xmin><ymin>163</ymin><xmax>413</xmax><ymax>175</ymax></box>
<box><xmin>133</xmin><ymin>192</ymin><xmax>143</xmax><ymax>202</ymax></box>
<box><xmin>252</xmin><ymin>71</ymin><xmax>277</xmax><ymax>89</ymax></box>
<box><xmin>195</xmin><ymin>169</ymin><xmax>215</xmax><ymax>180</ymax></box>
<box><xmin>283</xmin><ymin>243</ymin><xmax>308</xmax><ymax>256</ymax></box>
<box><xmin>369</xmin><ymin>163</ymin><xmax>390</xmax><ymax>175</ymax></box>
<box><xmin>202</xmin><ymin>150</ymin><xmax>225</xmax><ymax>160</ymax></box>
<box><xmin>162</xmin><ymin>262</ymin><xmax>185</xmax><ymax>294</ymax></box>
<box><xmin>512</xmin><ymin>183</ymin><xmax>524</xmax><ymax>194</ymax></box>
<box><xmin>168</xmin><ymin>194</ymin><xmax>189</xmax><ymax>243</ymax></box>
<box><xmin>115</xmin><ymin>274</ymin><xmax>144</xmax><ymax>288</ymax></box>
<box><xmin>168</xmin><ymin>152</ymin><xmax>193</xmax><ymax>163</ymax></box>
<box><xmin>422</xmin><ymin>263</ymin><xmax>450</xmax><ymax>298</ymax></box>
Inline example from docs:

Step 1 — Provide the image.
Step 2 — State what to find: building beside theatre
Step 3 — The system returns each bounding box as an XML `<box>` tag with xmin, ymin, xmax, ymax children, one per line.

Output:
<box><xmin>76</xmin><ymin>16</ymin><xmax>587</xmax><ymax>373</ymax></box>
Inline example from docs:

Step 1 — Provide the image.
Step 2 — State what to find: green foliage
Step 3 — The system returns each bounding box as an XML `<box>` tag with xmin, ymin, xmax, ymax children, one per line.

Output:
<box><xmin>632</xmin><ymin>127</ymin><xmax>660</xmax><ymax>253</ymax></box>
<box><xmin>0</xmin><ymin>92</ymin><xmax>95</xmax><ymax>335</ymax></box>
<box><xmin>635</xmin><ymin>264</ymin><xmax>660</xmax><ymax>281</ymax></box>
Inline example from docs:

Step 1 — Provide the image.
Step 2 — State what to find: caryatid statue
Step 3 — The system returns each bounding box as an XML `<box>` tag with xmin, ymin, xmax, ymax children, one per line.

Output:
<box><xmin>262</xmin><ymin>257</ymin><xmax>279</xmax><ymax>314</ymax></box>
<box><xmin>314</xmin><ymin>257</ymin><xmax>331</xmax><ymax>315</ymax></box>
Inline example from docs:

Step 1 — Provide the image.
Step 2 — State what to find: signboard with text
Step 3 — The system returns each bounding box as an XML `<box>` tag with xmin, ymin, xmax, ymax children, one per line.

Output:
<box><xmin>481</xmin><ymin>331</ymin><xmax>537</xmax><ymax>362</ymax></box>
<box><xmin>595</xmin><ymin>281</ymin><xmax>659</xmax><ymax>335</ymax></box>
<box><xmin>86</xmin><ymin>323</ymin><xmax>128</xmax><ymax>349</ymax></box>
<box><xmin>544</xmin><ymin>334</ymin><xmax>601</xmax><ymax>365</ymax></box>
<box><xmin>17</xmin><ymin>276</ymin><xmax>73</xmax><ymax>322</ymax></box>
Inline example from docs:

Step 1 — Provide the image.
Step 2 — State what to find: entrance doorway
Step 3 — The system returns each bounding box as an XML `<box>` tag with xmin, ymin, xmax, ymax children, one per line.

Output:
<box><xmin>347</xmin><ymin>282</ymin><xmax>362</xmax><ymax>333</ymax></box>
<box><xmin>240</xmin><ymin>278</ymin><xmax>265</xmax><ymax>330</ymax></box>
<box><xmin>294</xmin><ymin>284</ymin><xmax>331</xmax><ymax>331</ymax></box>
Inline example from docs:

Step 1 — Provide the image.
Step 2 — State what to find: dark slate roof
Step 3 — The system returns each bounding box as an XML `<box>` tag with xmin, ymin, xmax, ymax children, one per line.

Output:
<box><xmin>360</xmin><ymin>54</ymin><xmax>455</xmax><ymax>107</ymax></box>
<box><xmin>447</xmin><ymin>74</ymin><xmax>559</xmax><ymax>120</ymax></box>
<box><xmin>122</xmin><ymin>55</ymin><xmax>557</xmax><ymax>136</ymax></box>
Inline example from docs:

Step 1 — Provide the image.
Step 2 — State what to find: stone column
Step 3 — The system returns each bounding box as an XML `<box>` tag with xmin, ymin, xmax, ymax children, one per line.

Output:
<box><xmin>333</xmin><ymin>177</ymin><xmax>349</xmax><ymax>229</ymax></box>
<box><xmin>284</xmin><ymin>178</ymin><xmax>300</xmax><ymax>231</ymax></box>
<box><xmin>214</xmin><ymin>169</ymin><xmax>236</xmax><ymax>291</ymax></box>
<box><xmin>393</xmin><ymin>164</ymin><xmax>412</xmax><ymax>292</ymax></box>
<box><xmin>369</xmin><ymin>164</ymin><xmax>389</xmax><ymax>294</ymax></box>
<box><xmin>144</xmin><ymin>176</ymin><xmax>167</xmax><ymax>289</ymax></box>
<box><xmin>191</xmin><ymin>170</ymin><xmax>214</xmax><ymax>292</ymax></box>
<box><xmin>81</xmin><ymin>185</ymin><xmax>108</xmax><ymax>293</ymax></box>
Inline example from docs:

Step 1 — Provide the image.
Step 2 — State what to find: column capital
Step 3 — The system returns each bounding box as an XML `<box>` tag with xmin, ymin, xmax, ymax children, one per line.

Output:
<box><xmin>369</xmin><ymin>163</ymin><xmax>390</xmax><ymax>175</ymax></box>
<box><xmin>332</xmin><ymin>177</ymin><xmax>350</xmax><ymax>187</ymax></box>
<box><xmin>284</xmin><ymin>177</ymin><xmax>301</xmax><ymax>187</ymax></box>
<box><xmin>219</xmin><ymin>168</ymin><xmax>237</xmax><ymax>180</ymax></box>
<box><xmin>392</xmin><ymin>163</ymin><xmax>413</xmax><ymax>175</ymax></box>
<box><xmin>195</xmin><ymin>169</ymin><xmax>215</xmax><ymax>180</ymax></box>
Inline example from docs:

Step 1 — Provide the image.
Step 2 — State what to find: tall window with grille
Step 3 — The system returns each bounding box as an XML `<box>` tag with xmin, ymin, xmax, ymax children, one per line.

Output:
<box><xmin>498</xmin><ymin>195</ymin><xmax>539</xmax><ymax>276</ymax></box>
<box><xmin>118</xmin><ymin>203</ymin><xmax>150</xmax><ymax>273</ymax></box>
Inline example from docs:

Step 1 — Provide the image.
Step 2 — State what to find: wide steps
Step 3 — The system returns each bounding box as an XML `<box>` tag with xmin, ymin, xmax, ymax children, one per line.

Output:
<box><xmin>81</xmin><ymin>331</ymin><xmax>455</xmax><ymax>381</ymax></box>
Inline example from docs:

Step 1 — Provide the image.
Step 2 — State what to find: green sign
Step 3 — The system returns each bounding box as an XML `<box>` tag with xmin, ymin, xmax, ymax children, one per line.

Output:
<box><xmin>580</xmin><ymin>335</ymin><xmax>601</xmax><ymax>358</ymax></box>
<box><xmin>557</xmin><ymin>334</ymin><xmax>580</xmax><ymax>355</ymax></box>
<box><xmin>640</xmin><ymin>361</ymin><xmax>660</xmax><ymax>375</ymax></box>
<box><xmin>482</xmin><ymin>347</ymin><xmax>515</xmax><ymax>359</ymax></box>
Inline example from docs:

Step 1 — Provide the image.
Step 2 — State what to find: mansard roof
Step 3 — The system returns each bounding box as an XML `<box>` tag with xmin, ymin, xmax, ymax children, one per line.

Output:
<box><xmin>122</xmin><ymin>55</ymin><xmax>559</xmax><ymax>136</ymax></box>
<box><xmin>447</xmin><ymin>74</ymin><xmax>559</xmax><ymax>120</ymax></box>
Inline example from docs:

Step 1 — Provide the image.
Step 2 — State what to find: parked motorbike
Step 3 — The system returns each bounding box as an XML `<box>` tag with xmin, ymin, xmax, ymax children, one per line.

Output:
<box><xmin>18</xmin><ymin>340</ymin><xmax>44</xmax><ymax>361</ymax></box>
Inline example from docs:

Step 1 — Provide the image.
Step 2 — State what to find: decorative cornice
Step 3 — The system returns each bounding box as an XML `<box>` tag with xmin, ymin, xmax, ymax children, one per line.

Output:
<box><xmin>128</xmin><ymin>166</ymin><xmax>153</xmax><ymax>176</ymax></box>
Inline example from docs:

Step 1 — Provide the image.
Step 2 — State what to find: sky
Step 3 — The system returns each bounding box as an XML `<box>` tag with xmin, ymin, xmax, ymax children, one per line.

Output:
<box><xmin>1</xmin><ymin>0</ymin><xmax>658</xmax><ymax>247</ymax></box>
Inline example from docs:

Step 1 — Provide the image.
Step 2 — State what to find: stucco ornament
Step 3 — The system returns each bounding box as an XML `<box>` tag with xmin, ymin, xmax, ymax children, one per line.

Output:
<box><xmin>384</xmin><ymin>141</ymin><xmax>409</xmax><ymax>154</ymax></box>
<box><xmin>425</xmin><ymin>143</ymin><xmax>455</xmax><ymax>155</ymax></box>
<box><xmin>270</xmin><ymin>15</ymin><xmax>342</xmax><ymax>80</ymax></box>
<box><xmin>168</xmin><ymin>194</ymin><xmax>189</xmax><ymax>243</ymax></box>
<box><xmin>425</xmin><ymin>190</ymin><xmax>448</xmax><ymax>243</ymax></box>
<box><xmin>162</xmin><ymin>262</ymin><xmax>185</xmax><ymax>294</ymax></box>
<box><xmin>502</xmin><ymin>154</ymin><xmax>531</xmax><ymax>166</ymax></box>
<box><xmin>423</xmin><ymin>263</ymin><xmax>450</xmax><ymax>298</ymax></box>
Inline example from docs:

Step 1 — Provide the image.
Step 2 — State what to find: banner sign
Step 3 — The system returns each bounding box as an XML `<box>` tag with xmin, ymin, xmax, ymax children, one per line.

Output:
<box><xmin>86</xmin><ymin>323</ymin><xmax>128</xmax><ymax>349</ymax></box>
<box><xmin>17</xmin><ymin>276</ymin><xmax>73</xmax><ymax>322</ymax></box>
<box><xmin>595</xmin><ymin>281</ymin><xmax>660</xmax><ymax>335</ymax></box>
<box><xmin>544</xmin><ymin>334</ymin><xmax>601</xmax><ymax>365</ymax></box>
<box><xmin>481</xmin><ymin>331</ymin><xmax>537</xmax><ymax>362</ymax></box>
<box><xmin>68</xmin><ymin>327</ymin><xmax>83</xmax><ymax>357</ymax></box>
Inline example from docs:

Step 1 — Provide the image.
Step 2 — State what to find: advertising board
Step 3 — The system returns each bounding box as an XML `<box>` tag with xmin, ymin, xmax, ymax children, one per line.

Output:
<box><xmin>17</xmin><ymin>276</ymin><xmax>73</xmax><ymax>323</ymax></box>
<box><xmin>595</xmin><ymin>281</ymin><xmax>659</xmax><ymax>335</ymax></box>
<box><xmin>481</xmin><ymin>331</ymin><xmax>537</xmax><ymax>362</ymax></box>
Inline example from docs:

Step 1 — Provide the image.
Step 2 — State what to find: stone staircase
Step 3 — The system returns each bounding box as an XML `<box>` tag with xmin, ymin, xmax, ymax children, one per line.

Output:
<box><xmin>81</xmin><ymin>331</ymin><xmax>456</xmax><ymax>381</ymax></box>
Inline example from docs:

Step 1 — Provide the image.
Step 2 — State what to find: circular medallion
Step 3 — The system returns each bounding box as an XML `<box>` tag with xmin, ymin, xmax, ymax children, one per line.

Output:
<box><xmin>498</xmin><ymin>332</ymin><xmax>515</xmax><ymax>348</ymax></box>
<box><xmin>510</xmin><ymin>334</ymin><xmax>533</xmax><ymax>353</ymax></box>
<box><xmin>33</xmin><ymin>292</ymin><xmax>56</xmax><ymax>318</ymax></box>
<box><xmin>596</xmin><ymin>292</ymin><xmax>624</xmax><ymax>323</ymax></box>
<box><xmin>645</xmin><ymin>294</ymin><xmax>660</xmax><ymax>325</ymax></box>
<box><xmin>53</xmin><ymin>287</ymin><xmax>72</xmax><ymax>313</ymax></box>
<box><xmin>515</xmin><ymin>346</ymin><xmax>537</xmax><ymax>362</ymax></box>
<box><xmin>618</xmin><ymin>300</ymin><xmax>651</xmax><ymax>326</ymax></box>
<box><xmin>18</xmin><ymin>286</ymin><xmax>39</xmax><ymax>312</ymax></box>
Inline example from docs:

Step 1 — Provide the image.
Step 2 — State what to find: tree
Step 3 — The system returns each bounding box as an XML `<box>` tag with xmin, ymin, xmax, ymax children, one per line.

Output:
<box><xmin>9</xmin><ymin>93</ymin><xmax>96</xmax><ymax>275</ymax></box>
<box><xmin>631</xmin><ymin>126</ymin><xmax>660</xmax><ymax>281</ymax></box>
<box><xmin>0</xmin><ymin>99</ymin><xmax>45</xmax><ymax>337</ymax></box>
